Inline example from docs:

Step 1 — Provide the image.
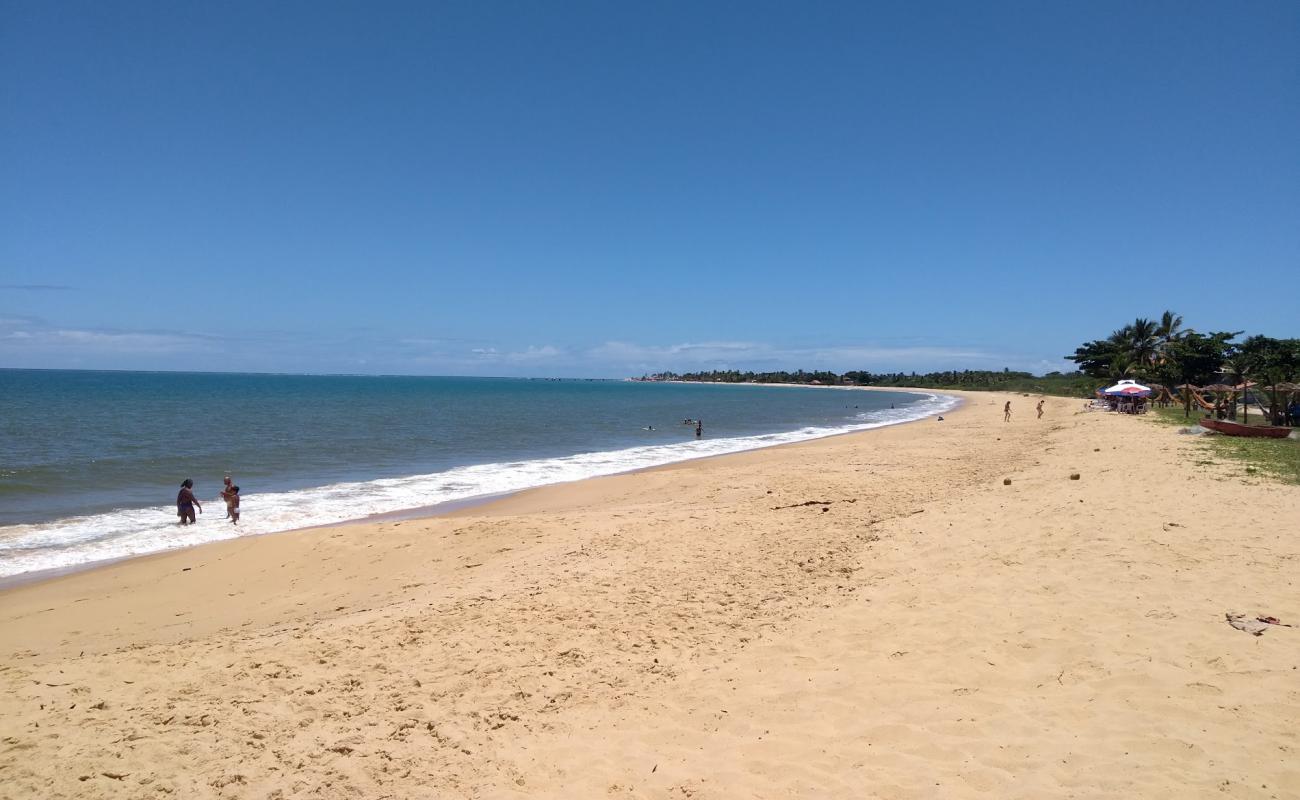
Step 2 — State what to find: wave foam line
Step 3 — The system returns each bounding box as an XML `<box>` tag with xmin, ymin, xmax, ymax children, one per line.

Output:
<box><xmin>0</xmin><ymin>393</ymin><xmax>959</xmax><ymax>578</ymax></box>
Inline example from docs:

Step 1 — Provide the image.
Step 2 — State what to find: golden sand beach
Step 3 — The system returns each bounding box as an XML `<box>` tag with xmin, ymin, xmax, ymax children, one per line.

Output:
<box><xmin>2</xmin><ymin>391</ymin><xmax>1297</xmax><ymax>799</ymax></box>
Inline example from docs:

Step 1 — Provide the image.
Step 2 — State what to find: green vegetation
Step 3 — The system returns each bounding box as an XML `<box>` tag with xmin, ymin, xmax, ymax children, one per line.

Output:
<box><xmin>1067</xmin><ymin>311</ymin><xmax>1299</xmax><ymax>387</ymax></box>
<box><xmin>1067</xmin><ymin>310</ymin><xmax>1300</xmax><ymax>422</ymax></box>
<box><xmin>1067</xmin><ymin>311</ymin><xmax>1245</xmax><ymax>387</ymax></box>
<box><xmin>1150</xmin><ymin>405</ymin><xmax>1300</xmax><ymax>485</ymax></box>
<box><xmin>639</xmin><ymin>310</ymin><xmax>1299</xmax><ymax>407</ymax></box>
<box><xmin>1150</xmin><ymin>405</ymin><xmax>1204</xmax><ymax>427</ymax></box>
<box><xmin>637</xmin><ymin>369</ymin><xmax>1096</xmax><ymax>397</ymax></box>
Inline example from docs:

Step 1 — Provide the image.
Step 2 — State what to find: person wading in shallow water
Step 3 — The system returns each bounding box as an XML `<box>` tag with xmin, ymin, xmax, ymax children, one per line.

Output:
<box><xmin>695</xmin><ymin>419</ymin><xmax>703</xmax><ymax>438</ymax></box>
<box><xmin>1004</xmin><ymin>401</ymin><xmax>1012</xmax><ymax>422</ymax></box>
<box><xmin>220</xmin><ymin>475</ymin><xmax>236</xmax><ymax>518</ymax></box>
<box><xmin>227</xmin><ymin>485</ymin><xmax>240</xmax><ymax>525</ymax></box>
<box><xmin>177</xmin><ymin>478</ymin><xmax>202</xmax><ymax>525</ymax></box>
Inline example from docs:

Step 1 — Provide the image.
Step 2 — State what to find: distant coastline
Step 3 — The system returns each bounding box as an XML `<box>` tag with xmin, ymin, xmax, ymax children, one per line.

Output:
<box><xmin>632</xmin><ymin>368</ymin><xmax>1095</xmax><ymax>397</ymax></box>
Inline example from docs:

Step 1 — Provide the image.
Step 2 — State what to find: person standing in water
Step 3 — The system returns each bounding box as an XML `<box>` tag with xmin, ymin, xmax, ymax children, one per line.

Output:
<box><xmin>220</xmin><ymin>475</ymin><xmax>236</xmax><ymax>518</ymax></box>
<box><xmin>1036</xmin><ymin>399</ymin><xmax>1045</xmax><ymax>419</ymax></box>
<box><xmin>695</xmin><ymin>419</ymin><xmax>703</xmax><ymax>438</ymax></box>
<box><xmin>227</xmin><ymin>485</ymin><xmax>240</xmax><ymax>524</ymax></box>
<box><xmin>1003</xmin><ymin>401</ymin><xmax>1012</xmax><ymax>422</ymax></box>
<box><xmin>177</xmin><ymin>478</ymin><xmax>202</xmax><ymax>525</ymax></box>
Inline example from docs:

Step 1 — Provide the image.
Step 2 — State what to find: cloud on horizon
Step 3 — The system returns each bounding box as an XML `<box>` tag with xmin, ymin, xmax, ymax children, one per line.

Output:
<box><xmin>0</xmin><ymin>317</ymin><xmax>222</xmax><ymax>359</ymax></box>
<box><xmin>0</xmin><ymin>316</ymin><xmax>1073</xmax><ymax>376</ymax></box>
<box><xmin>584</xmin><ymin>340</ymin><xmax>1071</xmax><ymax>375</ymax></box>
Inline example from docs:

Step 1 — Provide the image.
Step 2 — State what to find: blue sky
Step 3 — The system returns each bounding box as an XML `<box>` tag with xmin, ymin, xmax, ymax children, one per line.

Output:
<box><xmin>3</xmin><ymin>1</ymin><xmax>1297</xmax><ymax>377</ymax></box>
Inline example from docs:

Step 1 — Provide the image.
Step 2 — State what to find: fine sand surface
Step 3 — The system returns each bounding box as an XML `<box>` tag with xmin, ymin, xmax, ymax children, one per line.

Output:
<box><xmin>2</xmin><ymin>391</ymin><xmax>1297</xmax><ymax>799</ymax></box>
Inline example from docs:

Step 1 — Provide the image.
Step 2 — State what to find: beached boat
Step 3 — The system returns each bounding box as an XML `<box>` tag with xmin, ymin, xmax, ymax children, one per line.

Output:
<box><xmin>1197</xmin><ymin>418</ymin><xmax>1293</xmax><ymax>439</ymax></box>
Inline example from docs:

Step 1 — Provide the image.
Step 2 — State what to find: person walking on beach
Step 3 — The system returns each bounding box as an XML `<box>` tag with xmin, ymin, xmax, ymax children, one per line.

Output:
<box><xmin>1036</xmin><ymin>399</ymin><xmax>1045</xmax><ymax>419</ymax></box>
<box><xmin>1003</xmin><ymin>401</ymin><xmax>1012</xmax><ymax>422</ymax></box>
<box><xmin>177</xmin><ymin>479</ymin><xmax>202</xmax><ymax>525</ymax></box>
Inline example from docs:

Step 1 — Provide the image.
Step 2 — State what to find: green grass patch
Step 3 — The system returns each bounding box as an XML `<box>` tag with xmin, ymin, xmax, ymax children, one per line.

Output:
<box><xmin>1150</xmin><ymin>406</ymin><xmax>1300</xmax><ymax>484</ymax></box>
<box><xmin>1151</xmin><ymin>405</ymin><xmax>1202</xmax><ymax>427</ymax></box>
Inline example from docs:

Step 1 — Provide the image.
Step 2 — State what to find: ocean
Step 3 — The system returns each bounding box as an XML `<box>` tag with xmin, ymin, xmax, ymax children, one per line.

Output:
<box><xmin>0</xmin><ymin>370</ymin><xmax>957</xmax><ymax>578</ymax></box>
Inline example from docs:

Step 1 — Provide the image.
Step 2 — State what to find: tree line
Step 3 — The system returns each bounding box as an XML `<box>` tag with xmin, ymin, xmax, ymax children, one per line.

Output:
<box><xmin>635</xmin><ymin>311</ymin><xmax>1298</xmax><ymax>398</ymax></box>
<box><xmin>1066</xmin><ymin>311</ymin><xmax>1300</xmax><ymax>390</ymax></box>
<box><xmin>635</xmin><ymin>368</ymin><xmax>1096</xmax><ymax>396</ymax></box>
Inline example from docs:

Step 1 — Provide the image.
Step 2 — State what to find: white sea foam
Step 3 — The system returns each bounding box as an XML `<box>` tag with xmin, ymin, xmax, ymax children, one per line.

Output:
<box><xmin>0</xmin><ymin>392</ymin><xmax>959</xmax><ymax>578</ymax></box>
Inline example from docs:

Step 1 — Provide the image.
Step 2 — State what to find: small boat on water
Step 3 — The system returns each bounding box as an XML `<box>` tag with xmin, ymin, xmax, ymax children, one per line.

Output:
<box><xmin>1197</xmin><ymin>418</ymin><xmax>1294</xmax><ymax>439</ymax></box>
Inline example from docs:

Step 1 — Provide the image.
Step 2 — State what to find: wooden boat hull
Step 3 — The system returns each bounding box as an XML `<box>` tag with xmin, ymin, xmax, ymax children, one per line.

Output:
<box><xmin>1197</xmin><ymin>418</ymin><xmax>1293</xmax><ymax>438</ymax></box>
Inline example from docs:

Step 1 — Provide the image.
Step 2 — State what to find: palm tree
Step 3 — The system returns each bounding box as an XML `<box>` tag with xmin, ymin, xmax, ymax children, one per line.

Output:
<box><xmin>1155</xmin><ymin>310</ymin><xmax>1184</xmax><ymax>343</ymax></box>
<box><xmin>1127</xmin><ymin>318</ymin><xmax>1159</xmax><ymax>371</ymax></box>
<box><xmin>1106</xmin><ymin>319</ymin><xmax>1158</xmax><ymax>378</ymax></box>
<box><xmin>1107</xmin><ymin>354</ymin><xmax>1138</xmax><ymax>381</ymax></box>
<box><xmin>1152</xmin><ymin>310</ymin><xmax>1187</xmax><ymax>394</ymax></box>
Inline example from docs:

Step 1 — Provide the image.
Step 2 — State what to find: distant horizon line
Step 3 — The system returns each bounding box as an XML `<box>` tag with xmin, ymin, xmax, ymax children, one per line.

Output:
<box><xmin>0</xmin><ymin>366</ymin><xmax>622</xmax><ymax>381</ymax></box>
<box><xmin>0</xmin><ymin>365</ymin><xmax>1077</xmax><ymax>381</ymax></box>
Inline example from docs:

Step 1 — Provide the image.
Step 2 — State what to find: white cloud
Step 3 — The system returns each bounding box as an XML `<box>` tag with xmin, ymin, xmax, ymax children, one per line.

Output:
<box><xmin>579</xmin><ymin>339</ymin><xmax>1079</xmax><ymax>376</ymax></box>
<box><xmin>504</xmin><ymin>345</ymin><xmax>562</xmax><ymax>362</ymax></box>
<box><xmin>0</xmin><ymin>319</ymin><xmax>217</xmax><ymax>355</ymax></box>
<box><xmin>0</xmin><ymin>313</ymin><xmax>1070</xmax><ymax>377</ymax></box>
<box><xmin>465</xmin><ymin>345</ymin><xmax>564</xmax><ymax>363</ymax></box>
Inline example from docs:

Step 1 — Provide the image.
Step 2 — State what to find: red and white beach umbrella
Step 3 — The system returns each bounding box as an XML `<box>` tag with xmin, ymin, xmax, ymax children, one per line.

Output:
<box><xmin>1102</xmin><ymin>380</ymin><xmax>1152</xmax><ymax>397</ymax></box>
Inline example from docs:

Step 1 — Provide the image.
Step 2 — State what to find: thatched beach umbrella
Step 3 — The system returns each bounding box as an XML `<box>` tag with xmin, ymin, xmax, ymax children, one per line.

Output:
<box><xmin>1200</xmin><ymin>384</ymin><xmax>1237</xmax><ymax>420</ymax></box>
<box><xmin>1234</xmin><ymin>380</ymin><xmax>1258</xmax><ymax>423</ymax></box>
<box><xmin>1175</xmin><ymin>383</ymin><xmax>1201</xmax><ymax>418</ymax></box>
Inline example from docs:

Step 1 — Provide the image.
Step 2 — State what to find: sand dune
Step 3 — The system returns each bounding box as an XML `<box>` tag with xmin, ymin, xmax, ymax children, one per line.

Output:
<box><xmin>2</xmin><ymin>391</ymin><xmax>1297</xmax><ymax>799</ymax></box>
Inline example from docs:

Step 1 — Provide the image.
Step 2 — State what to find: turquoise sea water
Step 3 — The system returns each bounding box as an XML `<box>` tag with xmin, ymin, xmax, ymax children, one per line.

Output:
<box><xmin>0</xmin><ymin>369</ymin><xmax>956</xmax><ymax>577</ymax></box>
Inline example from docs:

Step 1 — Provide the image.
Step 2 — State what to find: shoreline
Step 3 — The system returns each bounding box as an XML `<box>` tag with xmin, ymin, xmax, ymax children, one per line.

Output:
<box><xmin>6</xmin><ymin>387</ymin><xmax>1291</xmax><ymax>798</ymax></box>
<box><xmin>0</xmin><ymin>387</ymin><xmax>960</xmax><ymax>591</ymax></box>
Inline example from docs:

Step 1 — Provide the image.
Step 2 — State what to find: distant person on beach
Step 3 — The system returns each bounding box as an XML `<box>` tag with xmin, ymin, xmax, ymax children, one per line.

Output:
<box><xmin>177</xmin><ymin>479</ymin><xmax>201</xmax><ymax>525</ymax></box>
<box><xmin>1003</xmin><ymin>401</ymin><xmax>1012</xmax><ymax>422</ymax></box>
<box><xmin>695</xmin><ymin>420</ymin><xmax>703</xmax><ymax>438</ymax></box>
<box><xmin>1036</xmin><ymin>400</ymin><xmax>1045</xmax><ymax>419</ymax></box>
<box><xmin>220</xmin><ymin>475</ymin><xmax>236</xmax><ymax>518</ymax></box>
<box><xmin>227</xmin><ymin>485</ymin><xmax>240</xmax><ymax>524</ymax></box>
